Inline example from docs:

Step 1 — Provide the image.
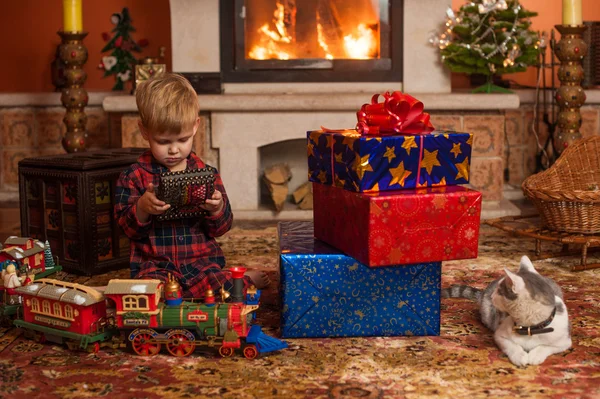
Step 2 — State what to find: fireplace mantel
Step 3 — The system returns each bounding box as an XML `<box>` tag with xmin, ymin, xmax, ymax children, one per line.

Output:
<box><xmin>103</xmin><ymin>92</ymin><xmax>519</xmax><ymax>113</ymax></box>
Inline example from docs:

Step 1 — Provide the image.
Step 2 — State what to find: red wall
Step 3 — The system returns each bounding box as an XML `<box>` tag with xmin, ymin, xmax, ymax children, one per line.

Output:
<box><xmin>2</xmin><ymin>1</ymin><xmax>599</xmax><ymax>92</ymax></box>
<box><xmin>0</xmin><ymin>0</ymin><xmax>171</xmax><ymax>92</ymax></box>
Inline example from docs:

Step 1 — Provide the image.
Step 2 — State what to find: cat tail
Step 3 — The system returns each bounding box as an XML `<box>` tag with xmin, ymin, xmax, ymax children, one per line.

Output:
<box><xmin>441</xmin><ymin>285</ymin><xmax>482</xmax><ymax>302</ymax></box>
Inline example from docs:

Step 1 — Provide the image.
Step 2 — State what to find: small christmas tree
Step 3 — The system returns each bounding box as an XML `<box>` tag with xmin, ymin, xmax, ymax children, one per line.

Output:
<box><xmin>430</xmin><ymin>0</ymin><xmax>540</xmax><ymax>93</ymax></box>
<box><xmin>44</xmin><ymin>240</ymin><xmax>56</xmax><ymax>268</ymax></box>
<box><xmin>99</xmin><ymin>8</ymin><xmax>149</xmax><ymax>91</ymax></box>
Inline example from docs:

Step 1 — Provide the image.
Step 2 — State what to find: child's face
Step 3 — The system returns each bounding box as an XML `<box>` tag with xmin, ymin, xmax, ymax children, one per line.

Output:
<box><xmin>139</xmin><ymin>119</ymin><xmax>199</xmax><ymax>171</ymax></box>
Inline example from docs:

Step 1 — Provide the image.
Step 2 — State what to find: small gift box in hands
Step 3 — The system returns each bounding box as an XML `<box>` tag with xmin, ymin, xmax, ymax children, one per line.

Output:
<box><xmin>156</xmin><ymin>167</ymin><xmax>216</xmax><ymax>221</ymax></box>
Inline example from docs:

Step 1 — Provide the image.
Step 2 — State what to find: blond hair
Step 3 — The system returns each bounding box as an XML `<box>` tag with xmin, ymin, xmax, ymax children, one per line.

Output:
<box><xmin>136</xmin><ymin>73</ymin><xmax>199</xmax><ymax>134</ymax></box>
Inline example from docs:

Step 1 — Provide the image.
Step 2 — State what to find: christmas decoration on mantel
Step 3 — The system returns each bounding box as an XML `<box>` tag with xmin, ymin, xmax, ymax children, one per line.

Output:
<box><xmin>99</xmin><ymin>7</ymin><xmax>149</xmax><ymax>91</ymax></box>
<box><xmin>429</xmin><ymin>0</ymin><xmax>541</xmax><ymax>93</ymax></box>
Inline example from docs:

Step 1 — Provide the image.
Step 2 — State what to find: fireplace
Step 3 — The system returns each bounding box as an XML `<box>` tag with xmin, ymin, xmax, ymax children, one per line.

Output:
<box><xmin>220</xmin><ymin>0</ymin><xmax>403</xmax><ymax>83</ymax></box>
<box><xmin>149</xmin><ymin>0</ymin><xmax>454</xmax><ymax>214</ymax></box>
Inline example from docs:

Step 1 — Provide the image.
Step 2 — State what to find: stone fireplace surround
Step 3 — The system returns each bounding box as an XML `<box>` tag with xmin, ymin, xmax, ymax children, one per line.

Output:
<box><xmin>103</xmin><ymin>0</ymin><xmax>525</xmax><ymax>218</ymax></box>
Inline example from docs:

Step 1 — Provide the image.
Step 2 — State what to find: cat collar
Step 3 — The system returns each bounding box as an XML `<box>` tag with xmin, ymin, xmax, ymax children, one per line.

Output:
<box><xmin>512</xmin><ymin>307</ymin><xmax>556</xmax><ymax>336</ymax></box>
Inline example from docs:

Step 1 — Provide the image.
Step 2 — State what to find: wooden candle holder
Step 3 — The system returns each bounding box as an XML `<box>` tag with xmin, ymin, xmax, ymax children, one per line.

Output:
<box><xmin>553</xmin><ymin>25</ymin><xmax>588</xmax><ymax>154</ymax></box>
<box><xmin>58</xmin><ymin>31</ymin><xmax>89</xmax><ymax>153</ymax></box>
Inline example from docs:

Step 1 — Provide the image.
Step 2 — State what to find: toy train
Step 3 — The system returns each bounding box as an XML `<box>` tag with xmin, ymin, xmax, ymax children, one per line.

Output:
<box><xmin>6</xmin><ymin>266</ymin><xmax>287</xmax><ymax>358</ymax></box>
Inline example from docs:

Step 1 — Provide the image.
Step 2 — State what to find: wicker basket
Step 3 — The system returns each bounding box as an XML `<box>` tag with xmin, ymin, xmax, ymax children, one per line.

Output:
<box><xmin>522</xmin><ymin>136</ymin><xmax>600</xmax><ymax>234</ymax></box>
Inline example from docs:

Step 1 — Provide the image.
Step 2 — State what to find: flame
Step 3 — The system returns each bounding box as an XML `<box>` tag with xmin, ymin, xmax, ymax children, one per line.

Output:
<box><xmin>272</xmin><ymin>3</ymin><xmax>292</xmax><ymax>43</ymax></box>
<box><xmin>344</xmin><ymin>24</ymin><xmax>377</xmax><ymax>59</ymax></box>
<box><xmin>247</xmin><ymin>3</ymin><xmax>379</xmax><ymax>61</ymax></box>
<box><xmin>249</xmin><ymin>33</ymin><xmax>291</xmax><ymax>60</ymax></box>
<box><xmin>248</xmin><ymin>2</ymin><xmax>294</xmax><ymax>60</ymax></box>
<box><xmin>317</xmin><ymin>23</ymin><xmax>334</xmax><ymax>60</ymax></box>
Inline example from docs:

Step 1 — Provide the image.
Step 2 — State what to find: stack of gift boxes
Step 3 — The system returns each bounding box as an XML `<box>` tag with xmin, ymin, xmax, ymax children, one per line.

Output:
<box><xmin>278</xmin><ymin>92</ymin><xmax>482</xmax><ymax>338</ymax></box>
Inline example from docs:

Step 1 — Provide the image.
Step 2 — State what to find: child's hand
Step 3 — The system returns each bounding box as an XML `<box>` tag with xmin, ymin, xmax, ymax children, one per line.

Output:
<box><xmin>136</xmin><ymin>183</ymin><xmax>170</xmax><ymax>222</ymax></box>
<box><xmin>200</xmin><ymin>190</ymin><xmax>224</xmax><ymax>215</ymax></box>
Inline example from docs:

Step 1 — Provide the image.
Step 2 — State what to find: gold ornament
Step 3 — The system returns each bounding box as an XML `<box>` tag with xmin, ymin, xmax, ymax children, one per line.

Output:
<box><xmin>220</xmin><ymin>286</ymin><xmax>231</xmax><ymax>301</ymax></box>
<box><xmin>134</xmin><ymin>46</ymin><xmax>166</xmax><ymax>90</ymax></box>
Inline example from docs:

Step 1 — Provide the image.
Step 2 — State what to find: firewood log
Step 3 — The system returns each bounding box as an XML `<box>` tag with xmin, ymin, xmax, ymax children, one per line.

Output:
<box><xmin>292</xmin><ymin>181</ymin><xmax>312</xmax><ymax>204</ymax></box>
<box><xmin>263</xmin><ymin>164</ymin><xmax>292</xmax><ymax>212</ymax></box>
<box><xmin>298</xmin><ymin>192</ymin><xmax>313</xmax><ymax>210</ymax></box>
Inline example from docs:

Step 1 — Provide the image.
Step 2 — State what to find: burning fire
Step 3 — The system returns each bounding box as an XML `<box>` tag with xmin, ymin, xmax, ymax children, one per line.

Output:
<box><xmin>343</xmin><ymin>24</ymin><xmax>378</xmax><ymax>59</ymax></box>
<box><xmin>248</xmin><ymin>1</ymin><xmax>379</xmax><ymax>60</ymax></box>
<box><xmin>248</xmin><ymin>3</ymin><xmax>292</xmax><ymax>60</ymax></box>
<box><xmin>317</xmin><ymin>23</ymin><xmax>334</xmax><ymax>60</ymax></box>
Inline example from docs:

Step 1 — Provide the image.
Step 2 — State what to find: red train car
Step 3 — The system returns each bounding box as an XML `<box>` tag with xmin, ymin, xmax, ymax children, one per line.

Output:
<box><xmin>17</xmin><ymin>279</ymin><xmax>106</xmax><ymax>335</ymax></box>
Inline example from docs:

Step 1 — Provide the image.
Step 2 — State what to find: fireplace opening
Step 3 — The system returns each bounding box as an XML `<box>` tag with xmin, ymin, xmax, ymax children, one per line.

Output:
<box><xmin>246</xmin><ymin>0</ymin><xmax>381</xmax><ymax>61</ymax></box>
<box><xmin>259</xmin><ymin>139</ymin><xmax>308</xmax><ymax>210</ymax></box>
<box><xmin>220</xmin><ymin>0</ymin><xmax>403</xmax><ymax>83</ymax></box>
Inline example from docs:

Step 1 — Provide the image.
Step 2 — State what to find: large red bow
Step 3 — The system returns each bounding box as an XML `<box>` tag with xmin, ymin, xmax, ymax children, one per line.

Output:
<box><xmin>356</xmin><ymin>91</ymin><xmax>435</xmax><ymax>136</ymax></box>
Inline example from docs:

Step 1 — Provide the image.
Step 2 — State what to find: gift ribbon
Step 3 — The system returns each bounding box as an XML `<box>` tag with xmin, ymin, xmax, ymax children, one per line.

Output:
<box><xmin>319</xmin><ymin>91</ymin><xmax>436</xmax><ymax>189</ymax></box>
<box><xmin>356</xmin><ymin>91</ymin><xmax>435</xmax><ymax>136</ymax></box>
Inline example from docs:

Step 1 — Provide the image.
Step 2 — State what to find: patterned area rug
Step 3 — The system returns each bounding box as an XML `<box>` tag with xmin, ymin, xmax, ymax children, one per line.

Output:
<box><xmin>0</xmin><ymin>222</ymin><xmax>599</xmax><ymax>399</ymax></box>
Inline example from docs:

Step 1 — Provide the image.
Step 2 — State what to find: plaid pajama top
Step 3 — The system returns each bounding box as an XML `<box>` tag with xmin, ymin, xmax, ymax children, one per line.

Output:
<box><xmin>115</xmin><ymin>150</ymin><xmax>250</xmax><ymax>298</ymax></box>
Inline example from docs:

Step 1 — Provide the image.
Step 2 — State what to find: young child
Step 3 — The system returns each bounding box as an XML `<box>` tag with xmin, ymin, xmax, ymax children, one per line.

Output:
<box><xmin>115</xmin><ymin>73</ymin><xmax>268</xmax><ymax>300</ymax></box>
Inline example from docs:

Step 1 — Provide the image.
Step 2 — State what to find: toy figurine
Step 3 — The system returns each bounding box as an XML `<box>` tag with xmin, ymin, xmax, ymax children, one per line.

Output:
<box><xmin>3</xmin><ymin>264</ymin><xmax>23</xmax><ymax>304</ymax></box>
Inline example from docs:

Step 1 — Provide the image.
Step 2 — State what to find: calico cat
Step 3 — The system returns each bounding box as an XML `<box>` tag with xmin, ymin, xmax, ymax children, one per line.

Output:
<box><xmin>442</xmin><ymin>256</ymin><xmax>571</xmax><ymax>366</ymax></box>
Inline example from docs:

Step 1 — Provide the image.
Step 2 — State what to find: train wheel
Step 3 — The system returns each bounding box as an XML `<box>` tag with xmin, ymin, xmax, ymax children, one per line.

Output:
<box><xmin>243</xmin><ymin>344</ymin><xmax>258</xmax><ymax>359</ymax></box>
<box><xmin>131</xmin><ymin>331</ymin><xmax>161</xmax><ymax>356</ymax></box>
<box><xmin>167</xmin><ymin>333</ymin><xmax>195</xmax><ymax>357</ymax></box>
<box><xmin>219</xmin><ymin>346</ymin><xmax>234</xmax><ymax>357</ymax></box>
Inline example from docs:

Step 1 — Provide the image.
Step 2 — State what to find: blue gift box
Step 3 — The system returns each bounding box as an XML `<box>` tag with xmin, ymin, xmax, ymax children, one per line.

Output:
<box><xmin>279</xmin><ymin>221</ymin><xmax>441</xmax><ymax>338</ymax></box>
<box><xmin>307</xmin><ymin>129</ymin><xmax>473</xmax><ymax>192</ymax></box>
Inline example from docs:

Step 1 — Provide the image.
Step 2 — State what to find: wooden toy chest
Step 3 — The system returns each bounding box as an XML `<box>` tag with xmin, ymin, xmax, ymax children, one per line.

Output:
<box><xmin>18</xmin><ymin>148</ymin><xmax>147</xmax><ymax>276</ymax></box>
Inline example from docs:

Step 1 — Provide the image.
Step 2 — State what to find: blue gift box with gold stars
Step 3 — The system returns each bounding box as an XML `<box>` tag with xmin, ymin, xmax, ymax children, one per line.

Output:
<box><xmin>279</xmin><ymin>221</ymin><xmax>441</xmax><ymax>338</ymax></box>
<box><xmin>307</xmin><ymin>129</ymin><xmax>473</xmax><ymax>192</ymax></box>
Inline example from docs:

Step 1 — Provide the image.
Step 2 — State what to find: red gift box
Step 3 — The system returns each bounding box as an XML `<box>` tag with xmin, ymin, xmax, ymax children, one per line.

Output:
<box><xmin>313</xmin><ymin>183</ymin><xmax>482</xmax><ymax>267</ymax></box>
